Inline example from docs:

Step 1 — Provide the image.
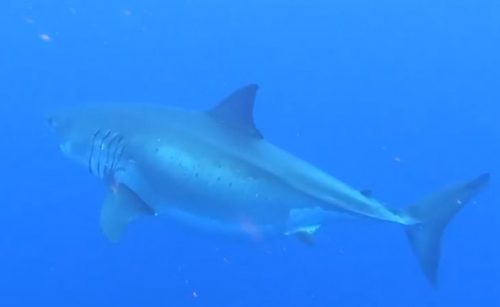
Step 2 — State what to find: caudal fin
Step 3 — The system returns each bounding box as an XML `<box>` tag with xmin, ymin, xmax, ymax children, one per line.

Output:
<box><xmin>404</xmin><ymin>173</ymin><xmax>490</xmax><ymax>285</ymax></box>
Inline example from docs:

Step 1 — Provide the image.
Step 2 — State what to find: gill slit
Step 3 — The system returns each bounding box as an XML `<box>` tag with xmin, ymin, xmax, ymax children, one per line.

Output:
<box><xmin>88</xmin><ymin>128</ymin><xmax>127</xmax><ymax>179</ymax></box>
<box><xmin>105</xmin><ymin>133</ymin><xmax>123</xmax><ymax>177</ymax></box>
<box><xmin>96</xmin><ymin>130</ymin><xmax>113</xmax><ymax>177</ymax></box>
<box><xmin>88</xmin><ymin>129</ymin><xmax>101</xmax><ymax>175</ymax></box>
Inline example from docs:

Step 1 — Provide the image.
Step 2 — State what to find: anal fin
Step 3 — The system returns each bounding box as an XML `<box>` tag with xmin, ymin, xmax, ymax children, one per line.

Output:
<box><xmin>100</xmin><ymin>184</ymin><xmax>155</xmax><ymax>242</ymax></box>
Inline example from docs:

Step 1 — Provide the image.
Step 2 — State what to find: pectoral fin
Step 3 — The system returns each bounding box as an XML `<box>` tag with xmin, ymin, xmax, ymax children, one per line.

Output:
<box><xmin>295</xmin><ymin>227</ymin><xmax>319</xmax><ymax>246</ymax></box>
<box><xmin>100</xmin><ymin>185</ymin><xmax>155</xmax><ymax>242</ymax></box>
<box><xmin>285</xmin><ymin>225</ymin><xmax>321</xmax><ymax>246</ymax></box>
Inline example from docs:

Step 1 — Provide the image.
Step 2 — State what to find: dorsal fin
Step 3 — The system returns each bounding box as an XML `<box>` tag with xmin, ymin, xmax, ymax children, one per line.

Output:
<box><xmin>208</xmin><ymin>84</ymin><xmax>262</xmax><ymax>138</ymax></box>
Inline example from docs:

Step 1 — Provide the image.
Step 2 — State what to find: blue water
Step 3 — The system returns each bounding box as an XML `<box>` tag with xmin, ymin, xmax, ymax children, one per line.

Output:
<box><xmin>1</xmin><ymin>1</ymin><xmax>498</xmax><ymax>306</ymax></box>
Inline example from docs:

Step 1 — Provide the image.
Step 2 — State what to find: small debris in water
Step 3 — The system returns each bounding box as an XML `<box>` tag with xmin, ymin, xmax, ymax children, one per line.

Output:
<box><xmin>39</xmin><ymin>33</ymin><xmax>51</xmax><ymax>42</ymax></box>
<box><xmin>24</xmin><ymin>17</ymin><xmax>36</xmax><ymax>24</ymax></box>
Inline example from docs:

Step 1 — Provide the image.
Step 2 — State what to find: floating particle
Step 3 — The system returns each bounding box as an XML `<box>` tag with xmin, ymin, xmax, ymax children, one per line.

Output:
<box><xmin>393</xmin><ymin>156</ymin><xmax>401</xmax><ymax>163</ymax></box>
<box><xmin>39</xmin><ymin>33</ymin><xmax>51</xmax><ymax>42</ymax></box>
<box><xmin>192</xmin><ymin>291</ymin><xmax>198</xmax><ymax>299</ymax></box>
<box><xmin>122</xmin><ymin>9</ymin><xmax>132</xmax><ymax>16</ymax></box>
<box><xmin>24</xmin><ymin>17</ymin><xmax>36</xmax><ymax>24</ymax></box>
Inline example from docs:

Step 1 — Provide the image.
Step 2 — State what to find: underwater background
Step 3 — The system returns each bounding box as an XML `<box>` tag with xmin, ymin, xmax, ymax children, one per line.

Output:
<box><xmin>1</xmin><ymin>0</ymin><xmax>498</xmax><ymax>306</ymax></box>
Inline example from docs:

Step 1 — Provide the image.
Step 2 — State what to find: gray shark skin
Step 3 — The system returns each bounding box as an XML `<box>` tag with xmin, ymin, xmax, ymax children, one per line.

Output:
<box><xmin>47</xmin><ymin>84</ymin><xmax>490</xmax><ymax>285</ymax></box>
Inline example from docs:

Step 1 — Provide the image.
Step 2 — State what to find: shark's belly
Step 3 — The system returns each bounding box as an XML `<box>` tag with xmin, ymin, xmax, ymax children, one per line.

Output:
<box><xmin>117</xmin><ymin>146</ymin><xmax>316</xmax><ymax>233</ymax></box>
<box><xmin>159</xmin><ymin>167</ymin><xmax>311</xmax><ymax>227</ymax></box>
<box><xmin>159</xmin><ymin>177</ymin><xmax>309</xmax><ymax>235</ymax></box>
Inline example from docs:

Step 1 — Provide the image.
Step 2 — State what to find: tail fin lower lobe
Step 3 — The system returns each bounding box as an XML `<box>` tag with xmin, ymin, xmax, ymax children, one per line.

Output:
<box><xmin>404</xmin><ymin>173</ymin><xmax>490</xmax><ymax>285</ymax></box>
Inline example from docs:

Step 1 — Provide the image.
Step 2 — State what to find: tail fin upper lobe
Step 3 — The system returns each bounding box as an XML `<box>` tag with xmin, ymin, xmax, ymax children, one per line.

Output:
<box><xmin>404</xmin><ymin>173</ymin><xmax>490</xmax><ymax>285</ymax></box>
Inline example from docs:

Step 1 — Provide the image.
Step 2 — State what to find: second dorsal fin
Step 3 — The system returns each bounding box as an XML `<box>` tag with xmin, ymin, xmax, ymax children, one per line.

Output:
<box><xmin>208</xmin><ymin>84</ymin><xmax>262</xmax><ymax>138</ymax></box>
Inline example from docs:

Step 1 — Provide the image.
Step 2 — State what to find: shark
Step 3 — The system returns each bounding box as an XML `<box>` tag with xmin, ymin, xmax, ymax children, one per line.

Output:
<box><xmin>47</xmin><ymin>84</ymin><xmax>490</xmax><ymax>285</ymax></box>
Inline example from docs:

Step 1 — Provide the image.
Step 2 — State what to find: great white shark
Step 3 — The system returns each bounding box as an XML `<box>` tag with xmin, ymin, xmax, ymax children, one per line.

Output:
<box><xmin>47</xmin><ymin>84</ymin><xmax>489</xmax><ymax>285</ymax></box>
